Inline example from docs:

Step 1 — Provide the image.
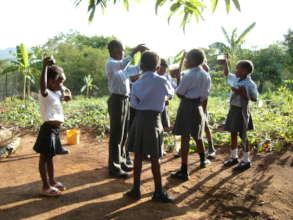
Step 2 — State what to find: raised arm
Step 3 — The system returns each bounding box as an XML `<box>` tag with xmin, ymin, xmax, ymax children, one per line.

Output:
<box><xmin>219</xmin><ymin>55</ymin><xmax>229</xmax><ymax>76</ymax></box>
<box><xmin>40</xmin><ymin>57</ymin><xmax>53</xmax><ymax>97</ymax></box>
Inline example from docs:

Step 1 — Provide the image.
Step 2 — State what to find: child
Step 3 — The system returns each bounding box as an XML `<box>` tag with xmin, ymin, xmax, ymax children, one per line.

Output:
<box><xmin>106</xmin><ymin>40</ymin><xmax>147</xmax><ymax>178</ymax></box>
<box><xmin>202</xmin><ymin>62</ymin><xmax>217</xmax><ymax>159</ymax></box>
<box><xmin>156</xmin><ymin>59</ymin><xmax>175</xmax><ymax>131</ymax></box>
<box><xmin>128</xmin><ymin>75</ymin><xmax>141</xmax><ymax>130</ymax></box>
<box><xmin>173</xmin><ymin>61</ymin><xmax>217</xmax><ymax>159</ymax></box>
<box><xmin>126</xmin><ymin>51</ymin><xmax>174</xmax><ymax>202</ymax></box>
<box><xmin>221</xmin><ymin>58</ymin><xmax>258</xmax><ymax>171</ymax></box>
<box><xmin>33</xmin><ymin>56</ymin><xmax>72</xmax><ymax>196</ymax></box>
<box><xmin>171</xmin><ymin>49</ymin><xmax>211</xmax><ymax>181</ymax></box>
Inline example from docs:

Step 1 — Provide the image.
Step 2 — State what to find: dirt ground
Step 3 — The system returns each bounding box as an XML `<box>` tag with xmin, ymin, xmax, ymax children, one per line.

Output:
<box><xmin>0</xmin><ymin>130</ymin><xmax>292</xmax><ymax>220</ymax></box>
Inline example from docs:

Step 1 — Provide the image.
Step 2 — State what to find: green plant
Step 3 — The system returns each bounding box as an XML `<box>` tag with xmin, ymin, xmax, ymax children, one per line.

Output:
<box><xmin>75</xmin><ymin>0</ymin><xmax>241</xmax><ymax>31</ymax></box>
<box><xmin>209</xmin><ymin>22</ymin><xmax>256</xmax><ymax>68</ymax></box>
<box><xmin>80</xmin><ymin>74</ymin><xmax>98</xmax><ymax>97</ymax></box>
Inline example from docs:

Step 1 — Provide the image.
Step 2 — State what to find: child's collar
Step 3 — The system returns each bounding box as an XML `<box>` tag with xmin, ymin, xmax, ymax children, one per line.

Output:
<box><xmin>109</xmin><ymin>56</ymin><xmax>122</xmax><ymax>61</ymax></box>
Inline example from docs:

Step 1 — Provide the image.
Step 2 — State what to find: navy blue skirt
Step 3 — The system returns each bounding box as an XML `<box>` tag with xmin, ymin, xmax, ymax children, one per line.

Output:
<box><xmin>173</xmin><ymin>97</ymin><xmax>205</xmax><ymax>140</ymax></box>
<box><xmin>33</xmin><ymin>122</ymin><xmax>63</xmax><ymax>158</ymax></box>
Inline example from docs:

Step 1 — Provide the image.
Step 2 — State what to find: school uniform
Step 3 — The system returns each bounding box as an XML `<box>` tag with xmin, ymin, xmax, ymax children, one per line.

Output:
<box><xmin>128</xmin><ymin>81</ymin><xmax>136</xmax><ymax>130</ymax></box>
<box><xmin>224</xmin><ymin>73</ymin><xmax>258</xmax><ymax>139</ymax></box>
<box><xmin>106</xmin><ymin>56</ymin><xmax>140</xmax><ymax>173</ymax></box>
<box><xmin>173</xmin><ymin>67</ymin><xmax>211</xmax><ymax>140</ymax></box>
<box><xmin>33</xmin><ymin>90</ymin><xmax>65</xmax><ymax>158</ymax></box>
<box><xmin>127</xmin><ymin>71</ymin><xmax>174</xmax><ymax>157</ymax></box>
<box><xmin>160</xmin><ymin>72</ymin><xmax>176</xmax><ymax>128</ymax></box>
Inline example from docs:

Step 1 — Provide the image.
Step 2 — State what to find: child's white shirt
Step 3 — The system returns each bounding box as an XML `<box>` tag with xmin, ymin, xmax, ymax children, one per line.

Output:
<box><xmin>39</xmin><ymin>89</ymin><xmax>64</xmax><ymax>123</ymax></box>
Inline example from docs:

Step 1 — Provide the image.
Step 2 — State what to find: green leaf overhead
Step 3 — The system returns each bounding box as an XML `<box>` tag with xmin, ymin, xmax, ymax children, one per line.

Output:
<box><xmin>77</xmin><ymin>0</ymin><xmax>242</xmax><ymax>31</ymax></box>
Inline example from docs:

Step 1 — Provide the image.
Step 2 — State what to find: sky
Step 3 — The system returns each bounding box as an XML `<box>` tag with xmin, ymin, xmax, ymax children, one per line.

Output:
<box><xmin>0</xmin><ymin>0</ymin><xmax>293</xmax><ymax>57</ymax></box>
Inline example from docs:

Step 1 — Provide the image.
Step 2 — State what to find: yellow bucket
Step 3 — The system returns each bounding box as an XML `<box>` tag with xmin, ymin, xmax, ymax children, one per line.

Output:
<box><xmin>66</xmin><ymin>129</ymin><xmax>80</xmax><ymax>145</ymax></box>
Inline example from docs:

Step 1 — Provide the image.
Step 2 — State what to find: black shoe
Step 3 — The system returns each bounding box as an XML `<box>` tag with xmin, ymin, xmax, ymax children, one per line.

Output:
<box><xmin>233</xmin><ymin>161</ymin><xmax>251</xmax><ymax>172</ymax></box>
<box><xmin>125</xmin><ymin>188</ymin><xmax>141</xmax><ymax>200</ymax></box>
<box><xmin>57</xmin><ymin>148</ymin><xmax>70</xmax><ymax>155</ymax></box>
<box><xmin>170</xmin><ymin>170</ymin><xmax>189</xmax><ymax>181</ymax></box>
<box><xmin>200</xmin><ymin>159</ymin><xmax>211</xmax><ymax>168</ymax></box>
<box><xmin>207</xmin><ymin>151</ymin><xmax>216</xmax><ymax>160</ymax></box>
<box><xmin>152</xmin><ymin>191</ymin><xmax>174</xmax><ymax>203</ymax></box>
<box><xmin>173</xmin><ymin>152</ymin><xmax>181</xmax><ymax>158</ymax></box>
<box><xmin>121</xmin><ymin>163</ymin><xmax>133</xmax><ymax>172</ymax></box>
<box><xmin>224</xmin><ymin>158</ymin><xmax>239</xmax><ymax>167</ymax></box>
<box><xmin>109</xmin><ymin>170</ymin><xmax>129</xmax><ymax>179</ymax></box>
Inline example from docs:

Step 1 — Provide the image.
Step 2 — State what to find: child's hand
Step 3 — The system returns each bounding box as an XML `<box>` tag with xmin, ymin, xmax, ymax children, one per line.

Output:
<box><xmin>43</xmin><ymin>57</ymin><xmax>51</xmax><ymax>67</ymax></box>
<box><xmin>135</xmin><ymin>44</ymin><xmax>149</xmax><ymax>53</ymax></box>
<box><xmin>62</xmin><ymin>87</ymin><xmax>72</xmax><ymax>102</ymax></box>
<box><xmin>43</xmin><ymin>56</ymin><xmax>55</xmax><ymax>67</ymax></box>
<box><xmin>202</xmin><ymin>63</ymin><xmax>210</xmax><ymax>72</ymax></box>
<box><xmin>231</xmin><ymin>87</ymin><xmax>240</xmax><ymax>93</ymax></box>
<box><xmin>170</xmin><ymin>68</ymin><xmax>180</xmax><ymax>78</ymax></box>
<box><xmin>231</xmin><ymin>86</ymin><xmax>249</xmax><ymax>100</ymax></box>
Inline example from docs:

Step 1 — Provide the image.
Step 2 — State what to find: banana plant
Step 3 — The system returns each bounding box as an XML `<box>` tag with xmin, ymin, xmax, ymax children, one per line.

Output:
<box><xmin>13</xmin><ymin>44</ymin><xmax>31</xmax><ymax>100</ymax></box>
<box><xmin>75</xmin><ymin>0</ymin><xmax>241</xmax><ymax>31</ymax></box>
<box><xmin>80</xmin><ymin>74</ymin><xmax>98</xmax><ymax>98</ymax></box>
<box><xmin>10</xmin><ymin>43</ymin><xmax>41</xmax><ymax>100</ymax></box>
<box><xmin>209</xmin><ymin>22</ymin><xmax>256</xmax><ymax>67</ymax></box>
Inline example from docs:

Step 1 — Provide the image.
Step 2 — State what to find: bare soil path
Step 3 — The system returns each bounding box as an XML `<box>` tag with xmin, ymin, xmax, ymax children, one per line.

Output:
<box><xmin>0</xmin><ymin>130</ymin><xmax>292</xmax><ymax>220</ymax></box>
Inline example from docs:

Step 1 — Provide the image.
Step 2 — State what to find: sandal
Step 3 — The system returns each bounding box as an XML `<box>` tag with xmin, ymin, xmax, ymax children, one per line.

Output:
<box><xmin>52</xmin><ymin>182</ymin><xmax>66</xmax><ymax>191</ymax></box>
<box><xmin>41</xmin><ymin>187</ymin><xmax>62</xmax><ymax>197</ymax></box>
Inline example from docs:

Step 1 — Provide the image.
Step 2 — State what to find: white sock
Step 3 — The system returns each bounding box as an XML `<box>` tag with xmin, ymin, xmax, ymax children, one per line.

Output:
<box><xmin>243</xmin><ymin>152</ymin><xmax>251</xmax><ymax>163</ymax></box>
<box><xmin>230</xmin><ymin>149</ymin><xmax>238</xmax><ymax>159</ymax></box>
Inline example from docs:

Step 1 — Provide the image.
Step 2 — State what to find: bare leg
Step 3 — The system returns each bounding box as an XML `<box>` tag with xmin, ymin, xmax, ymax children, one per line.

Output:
<box><xmin>181</xmin><ymin>136</ymin><xmax>190</xmax><ymax>165</ymax></box>
<box><xmin>195</xmin><ymin>139</ymin><xmax>205</xmax><ymax>154</ymax></box>
<box><xmin>205</xmin><ymin>125</ymin><xmax>216</xmax><ymax>153</ymax></box>
<box><xmin>39</xmin><ymin>154</ymin><xmax>50</xmax><ymax>190</ymax></box>
<box><xmin>241</xmin><ymin>131</ymin><xmax>249</xmax><ymax>152</ymax></box>
<box><xmin>231</xmin><ymin>132</ymin><xmax>238</xmax><ymax>149</ymax></box>
<box><xmin>230</xmin><ymin>132</ymin><xmax>238</xmax><ymax>159</ymax></box>
<box><xmin>133</xmin><ymin>153</ymin><xmax>143</xmax><ymax>191</ymax></box>
<box><xmin>150</xmin><ymin>156</ymin><xmax>162</xmax><ymax>193</ymax></box>
<box><xmin>47</xmin><ymin>157</ymin><xmax>56</xmax><ymax>186</ymax></box>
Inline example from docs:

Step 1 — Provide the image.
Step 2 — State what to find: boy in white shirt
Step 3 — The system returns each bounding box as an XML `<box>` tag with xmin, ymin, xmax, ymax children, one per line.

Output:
<box><xmin>106</xmin><ymin>40</ymin><xmax>147</xmax><ymax>178</ymax></box>
<box><xmin>221</xmin><ymin>58</ymin><xmax>258</xmax><ymax>171</ymax></box>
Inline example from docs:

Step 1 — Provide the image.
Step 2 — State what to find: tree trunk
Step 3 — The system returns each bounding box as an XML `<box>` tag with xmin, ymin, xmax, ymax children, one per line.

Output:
<box><xmin>27</xmin><ymin>80</ymin><xmax>31</xmax><ymax>98</ymax></box>
<box><xmin>5</xmin><ymin>73</ymin><xmax>8</xmax><ymax>98</ymax></box>
<box><xmin>23</xmin><ymin>75</ymin><xmax>26</xmax><ymax>100</ymax></box>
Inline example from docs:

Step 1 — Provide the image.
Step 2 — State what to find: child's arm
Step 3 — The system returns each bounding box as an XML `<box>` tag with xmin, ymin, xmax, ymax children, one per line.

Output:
<box><xmin>231</xmin><ymin>87</ymin><xmax>249</xmax><ymax>100</ymax></box>
<box><xmin>61</xmin><ymin>87</ymin><xmax>72</xmax><ymax>102</ymax></box>
<box><xmin>202</xmin><ymin>63</ymin><xmax>210</xmax><ymax>72</ymax></box>
<box><xmin>40</xmin><ymin>57</ymin><xmax>52</xmax><ymax>97</ymax></box>
<box><xmin>220</xmin><ymin>56</ymin><xmax>229</xmax><ymax>76</ymax></box>
<box><xmin>232</xmin><ymin>84</ymin><xmax>258</xmax><ymax>102</ymax></box>
<box><xmin>202</xmin><ymin>99</ymin><xmax>208</xmax><ymax>113</ymax></box>
<box><xmin>176</xmin><ymin>74</ymin><xmax>191</xmax><ymax>99</ymax></box>
<box><xmin>130</xmin><ymin>44</ymin><xmax>148</xmax><ymax>57</ymax></box>
<box><xmin>117</xmin><ymin>44</ymin><xmax>148</xmax><ymax>78</ymax></box>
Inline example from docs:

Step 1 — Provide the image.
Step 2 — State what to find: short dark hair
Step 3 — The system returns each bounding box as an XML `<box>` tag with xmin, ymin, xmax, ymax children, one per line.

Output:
<box><xmin>237</xmin><ymin>60</ymin><xmax>254</xmax><ymax>74</ymax></box>
<box><xmin>141</xmin><ymin>51</ymin><xmax>160</xmax><ymax>71</ymax></box>
<box><xmin>160</xmin><ymin>58</ymin><xmax>168</xmax><ymax>68</ymax></box>
<box><xmin>187</xmin><ymin>49</ymin><xmax>205</xmax><ymax>66</ymax></box>
<box><xmin>47</xmin><ymin>65</ymin><xmax>64</xmax><ymax>81</ymax></box>
<box><xmin>107</xmin><ymin>40</ymin><xmax>123</xmax><ymax>52</ymax></box>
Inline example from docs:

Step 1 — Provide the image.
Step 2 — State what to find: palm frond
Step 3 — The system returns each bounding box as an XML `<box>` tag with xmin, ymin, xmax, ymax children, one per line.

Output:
<box><xmin>221</xmin><ymin>26</ymin><xmax>231</xmax><ymax>45</ymax></box>
<box><xmin>236</xmin><ymin>22</ymin><xmax>256</xmax><ymax>46</ymax></box>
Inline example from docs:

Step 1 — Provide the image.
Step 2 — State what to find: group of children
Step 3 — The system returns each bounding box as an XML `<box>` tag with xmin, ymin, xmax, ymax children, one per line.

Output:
<box><xmin>33</xmin><ymin>40</ymin><xmax>258</xmax><ymax>201</ymax></box>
